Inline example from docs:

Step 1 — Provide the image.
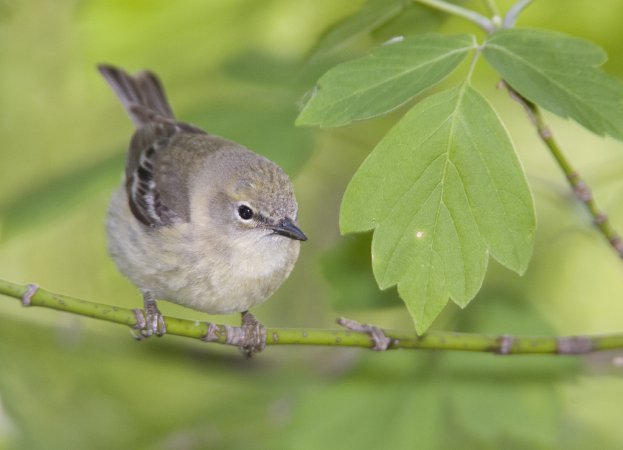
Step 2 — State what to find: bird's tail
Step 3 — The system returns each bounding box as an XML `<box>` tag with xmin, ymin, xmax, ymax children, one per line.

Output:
<box><xmin>98</xmin><ymin>64</ymin><xmax>175</xmax><ymax>128</ymax></box>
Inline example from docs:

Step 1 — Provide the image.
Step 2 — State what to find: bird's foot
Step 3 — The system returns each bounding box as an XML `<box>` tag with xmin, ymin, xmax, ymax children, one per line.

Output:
<box><xmin>200</xmin><ymin>313</ymin><xmax>266</xmax><ymax>356</ymax></box>
<box><xmin>337</xmin><ymin>317</ymin><xmax>392</xmax><ymax>351</ymax></box>
<box><xmin>239</xmin><ymin>311</ymin><xmax>266</xmax><ymax>357</ymax></box>
<box><xmin>131</xmin><ymin>308</ymin><xmax>167</xmax><ymax>339</ymax></box>
<box><xmin>145</xmin><ymin>308</ymin><xmax>167</xmax><ymax>338</ymax></box>
<box><xmin>131</xmin><ymin>294</ymin><xmax>167</xmax><ymax>339</ymax></box>
<box><xmin>131</xmin><ymin>308</ymin><xmax>147</xmax><ymax>340</ymax></box>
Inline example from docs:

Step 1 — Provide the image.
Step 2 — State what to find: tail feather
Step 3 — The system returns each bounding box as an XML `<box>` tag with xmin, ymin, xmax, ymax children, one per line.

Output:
<box><xmin>98</xmin><ymin>64</ymin><xmax>175</xmax><ymax>127</ymax></box>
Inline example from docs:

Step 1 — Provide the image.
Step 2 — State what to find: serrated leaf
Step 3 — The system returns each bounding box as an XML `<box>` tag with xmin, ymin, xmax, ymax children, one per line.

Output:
<box><xmin>297</xmin><ymin>33</ymin><xmax>476</xmax><ymax>127</ymax></box>
<box><xmin>483</xmin><ymin>28</ymin><xmax>623</xmax><ymax>141</ymax></box>
<box><xmin>340</xmin><ymin>85</ymin><xmax>535</xmax><ymax>333</ymax></box>
<box><xmin>309</xmin><ymin>0</ymin><xmax>407</xmax><ymax>59</ymax></box>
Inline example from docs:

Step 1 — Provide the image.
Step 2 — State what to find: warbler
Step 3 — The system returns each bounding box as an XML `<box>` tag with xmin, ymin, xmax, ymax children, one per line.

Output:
<box><xmin>99</xmin><ymin>64</ymin><xmax>306</xmax><ymax>349</ymax></box>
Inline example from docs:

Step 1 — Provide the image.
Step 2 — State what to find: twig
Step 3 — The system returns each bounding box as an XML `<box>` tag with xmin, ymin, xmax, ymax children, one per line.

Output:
<box><xmin>414</xmin><ymin>0</ymin><xmax>496</xmax><ymax>33</ymax></box>
<box><xmin>501</xmin><ymin>81</ymin><xmax>623</xmax><ymax>259</ymax></box>
<box><xmin>2</xmin><ymin>279</ymin><xmax>623</xmax><ymax>354</ymax></box>
<box><xmin>502</xmin><ymin>0</ymin><xmax>534</xmax><ymax>29</ymax></box>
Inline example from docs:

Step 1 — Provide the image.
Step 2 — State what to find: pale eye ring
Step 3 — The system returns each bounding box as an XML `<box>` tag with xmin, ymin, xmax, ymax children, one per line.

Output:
<box><xmin>237</xmin><ymin>204</ymin><xmax>254</xmax><ymax>221</ymax></box>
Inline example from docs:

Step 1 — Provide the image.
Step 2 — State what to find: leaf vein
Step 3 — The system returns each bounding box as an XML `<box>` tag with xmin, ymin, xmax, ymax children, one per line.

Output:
<box><xmin>485</xmin><ymin>43</ymin><xmax>621</xmax><ymax>131</ymax></box>
<box><xmin>317</xmin><ymin>45</ymin><xmax>473</xmax><ymax>114</ymax></box>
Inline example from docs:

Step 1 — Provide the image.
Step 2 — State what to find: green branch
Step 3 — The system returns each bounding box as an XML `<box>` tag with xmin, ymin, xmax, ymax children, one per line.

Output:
<box><xmin>2</xmin><ymin>278</ymin><xmax>623</xmax><ymax>354</ymax></box>
<box><xmin>502</xmin><ymin>82</ymin><xmax>623</xmax><ymax>259</ymax></box>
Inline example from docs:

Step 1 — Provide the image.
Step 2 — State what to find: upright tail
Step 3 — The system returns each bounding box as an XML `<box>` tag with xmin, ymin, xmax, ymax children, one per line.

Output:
<box><xmin>98</xmin><ymin>64</ymin><xmax>175</xmax><ymax>127</ymax></box>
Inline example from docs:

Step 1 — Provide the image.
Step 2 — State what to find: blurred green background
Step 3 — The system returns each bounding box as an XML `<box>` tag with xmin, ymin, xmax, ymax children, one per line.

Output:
<box><xmin>1</xmin><ymin>0</ymin><xmax>623</xmax><ymax>448</ymax></box>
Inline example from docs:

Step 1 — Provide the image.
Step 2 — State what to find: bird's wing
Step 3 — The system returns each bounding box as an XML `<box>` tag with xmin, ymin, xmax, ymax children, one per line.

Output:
<box><xmin>99</xmin><ymin>64</ymin><xmax>208</xmax><ymax>228</ymax></box>
<box><xmin>125</xmin><ymin>122</ymin><xmax>206</xmax><ymax>228</ymax></box>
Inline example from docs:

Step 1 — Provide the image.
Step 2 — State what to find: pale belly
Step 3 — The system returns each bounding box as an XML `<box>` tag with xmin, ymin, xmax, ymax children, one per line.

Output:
<box><xmin>106</xmin><ymin>188</ymin><xmax>300</xmax><ymax>314</ymax></box>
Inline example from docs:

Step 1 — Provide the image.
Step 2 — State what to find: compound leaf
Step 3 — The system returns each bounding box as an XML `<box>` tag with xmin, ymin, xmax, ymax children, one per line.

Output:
<box><xmin>340</xmin><ymin>85</ymin><xmax>535</xmax><ymax>332</ymax></box>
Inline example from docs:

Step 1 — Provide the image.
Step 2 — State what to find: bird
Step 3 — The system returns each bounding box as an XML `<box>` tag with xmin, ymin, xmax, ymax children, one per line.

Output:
<box><xmin>98</xmin><ymin>64</ymin><xmax>306</xmax><ymax>352</ymax></box>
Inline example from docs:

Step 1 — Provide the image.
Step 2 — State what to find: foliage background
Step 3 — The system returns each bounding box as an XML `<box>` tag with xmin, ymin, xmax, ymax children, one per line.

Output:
<box><xmin>1</xmin><ymin>0</ymin><xmax>623</xmax><ymax>448</ymax></box>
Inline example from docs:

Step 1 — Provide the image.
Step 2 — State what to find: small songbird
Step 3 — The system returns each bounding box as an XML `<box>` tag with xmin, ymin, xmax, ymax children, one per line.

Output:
<box><xmin>99</xmin><ymin>64</ymin><xmax>306</xmax><ymax>351</ymax></box>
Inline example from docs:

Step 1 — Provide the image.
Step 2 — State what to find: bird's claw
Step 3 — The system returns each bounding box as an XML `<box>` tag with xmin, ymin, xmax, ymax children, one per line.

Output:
<box><xmin>145</xmin><ymin>309</ymin><xmax>167</xmax><ymax>337</ymax></box>
<box><xmin>337</xmin><ymin>317</ymin><xmax>392</xmax><ymax>351</ymax></box>
<box><xmin>131</xmin><ymin>306</ymin><xmax>166</xmax><ymax>339</ymax></box>
<box><xmin>131</xmin><ymin>309</ymin><xmax>147</xmax><ymax>340</ymax></box>
<box><xmin>201</xmin><ymin>319</ymin><xmax>266</xmax><ymax>356</ymax></box>
<box><xmin>240</xmin><ymin>311</ymin><xmax>266</xmax><ymax>357</ymax></box>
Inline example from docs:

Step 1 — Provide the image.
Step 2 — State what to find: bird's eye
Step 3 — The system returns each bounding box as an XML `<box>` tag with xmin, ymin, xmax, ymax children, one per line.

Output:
<box><xmin>237</xmin><ymin>204</ymin><xmax>254</xmax><ymax>221</ymax></box>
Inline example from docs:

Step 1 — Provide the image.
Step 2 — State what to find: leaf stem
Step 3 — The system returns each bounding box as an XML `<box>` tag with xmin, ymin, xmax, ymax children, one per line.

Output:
<box><xmin>502</xmin><ymin>0</ymin><xmax>534</xmax><ymax>29</ymax></box>
<box><xmin>2</xmin><ymin>278</ymin><xmax>623</xmax><ymax>355</ymax></box>
<box><xmin>502</xmin><ymin>81</ymin><xmax>623</xmax><ymax>259</ymax></box>
<box><xmin>414</xmin><ymin>0</ymin><xmax>496</xmax><ymax>33</ymax></box>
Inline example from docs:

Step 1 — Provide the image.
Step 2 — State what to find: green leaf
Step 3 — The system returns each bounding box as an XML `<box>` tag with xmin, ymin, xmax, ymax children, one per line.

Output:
<box><xmin>483</xmin><ymin>28</ymin><xmax>623</xmax><ymax>141</ymax></box>
<box><xmin>340</xmin><ymin>85</ymin><xmax>535</xmax><ymax>333</ymax></box>
<box><xmin>297</xmin><ymin>33</ymin><xmax>476</xmax><ymax>127</ymax></box>
<box><xmin>309</xmin><ymin>0</ymin><xmax>407</xmax><ymax>59</ymax></box>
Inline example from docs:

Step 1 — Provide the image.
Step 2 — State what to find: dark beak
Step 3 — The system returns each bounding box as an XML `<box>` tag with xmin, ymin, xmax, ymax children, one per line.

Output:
<box><xmin>272</xmin><ymin>218</ymin><xmax>307</xmax><ymax>241</ymax></box>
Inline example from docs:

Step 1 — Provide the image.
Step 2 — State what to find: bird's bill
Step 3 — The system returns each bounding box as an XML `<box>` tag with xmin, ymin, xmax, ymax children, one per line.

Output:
<box><xmin>272</xmin><ymin>218</ymin><xmax>307</xmax><ymax>241</ymax></box>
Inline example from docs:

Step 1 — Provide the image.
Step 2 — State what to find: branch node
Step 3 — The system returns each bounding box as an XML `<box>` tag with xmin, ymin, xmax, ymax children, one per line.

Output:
<box><xmin>609</xmin><ymin>236</ymin><xmax>623</xmax><ymax>257</ymax></box>
<box><xmin>594</xmin><ymin>213</ymin><xmax>608</xmax><ymax>225</ymax></box>
<box><xmin>557</xmin><ymin>336</ymin><xmax>594</xmax><ymax>354</ymax></box>
<box><xmin>21</xmin><ymin>283</ymin><xmax>39</xmax><ymax>307</ymax></box>
<box><xmin>539</xmin><ymin>126</ymin><xmax>553</xmax><ymax>140</ymax></box>
<box><xmin>337</xmin><ymin>317</ymin><xmax>392</xmax><ymax>351</ymax></box>
<box><xmin>567</xmin><ymin>171</ymin><xmax>580</xmax><ymax>183</ymax></box>
<box><xmin>496</xmin><ymin>334</ymin><xmax>515</xmax><ymax>354</ymax></box>
<box><xmin>572</xmin><ymin>180</ymin><xmax>593</xmax><ymax>202</ymax></box>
